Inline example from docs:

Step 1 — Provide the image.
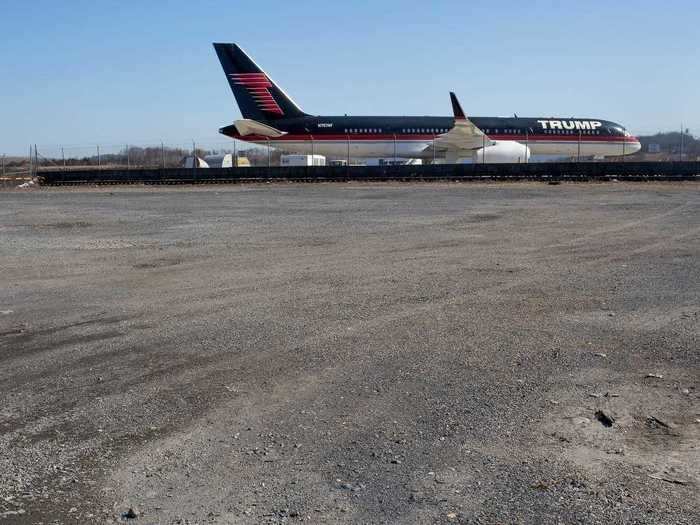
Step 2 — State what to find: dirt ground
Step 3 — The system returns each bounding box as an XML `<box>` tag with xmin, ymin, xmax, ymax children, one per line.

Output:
<box><xmin>0</xmin><ymin>182</ymin><xmax>698</xmax><ymax>524</ymax></box>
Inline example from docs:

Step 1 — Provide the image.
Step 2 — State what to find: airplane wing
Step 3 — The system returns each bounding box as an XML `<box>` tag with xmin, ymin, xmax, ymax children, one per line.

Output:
<box><xmin>429</xmin><ymin>93</ymin><xmax>492</xmax><ymax>153</ymax></box>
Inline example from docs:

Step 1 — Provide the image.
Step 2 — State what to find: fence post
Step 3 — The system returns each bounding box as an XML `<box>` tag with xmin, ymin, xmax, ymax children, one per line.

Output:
<box><xmin>526</xmin><ymin>128</ymin><xmax>530</xmax><ymax>164</ymax></box>
<box><xmin>126</xmin><ymin>145</ymin><xmax>130</xmax><ymax>170</ymax></box>
<box><xmin>97</xmin><ymin>145</ymin><xmax>100</xmax><ymax>168</ymax></box>
<box><xmin>161</xmin><ymin>142</ymin><xmax>165</xmax><ymax>169</ymax></box>
<box><xmin>34</xmin><ymin>145</ymin><xmax>38</xmax><ymax>174</ymax></box>
<box><xmin>577</xmin><ymin>130</ymin><xmax>581</xmax><ymax>162</ymax></box>
<box><xmin>1</xmin><ymin>154</ymin><xmax>4</xmax><ymax>177</ymax></box>
<box><xmin>192</xmin><ymin>141</ymin><xmax>196</xmax><ymax>175</ymax></box>
<box><xmin>233</xmin><ymin>140</ymin><xmax>237</xmax><ymax>167</ymax></box>
<box><xmin>62</xmin><ymin>147</ymin><xmax>66</xmax><ymax>170</ymax></box>
<box><xmin>28</xmin><ymin>145</ymin><xmax>32</xmax><ymax>177</ymax></box>
<box><xmin>622</xmin><ymin>138</ymin><xmax>626</xmax><ymax>161</ymax></box>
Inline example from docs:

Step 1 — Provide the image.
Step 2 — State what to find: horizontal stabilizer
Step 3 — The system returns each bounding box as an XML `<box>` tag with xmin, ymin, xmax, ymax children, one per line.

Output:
<box><xmin>234</xmin><ymin>119</ymin><xmax>287</xmax><ymax>137</ymax></box>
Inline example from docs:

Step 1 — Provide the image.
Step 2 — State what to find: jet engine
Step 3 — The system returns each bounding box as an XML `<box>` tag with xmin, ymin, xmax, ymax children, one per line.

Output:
<box><xmin>473</xmin><ymin>140</ymin><xmax>531</xmax><ymax>164</ymax></box>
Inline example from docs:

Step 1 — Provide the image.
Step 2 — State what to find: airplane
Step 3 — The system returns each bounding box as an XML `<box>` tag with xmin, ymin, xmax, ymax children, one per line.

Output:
<box><xmin>213</xmin><ymin>43</ymin><xmax>641</xmax><ymax>163</ymax></box>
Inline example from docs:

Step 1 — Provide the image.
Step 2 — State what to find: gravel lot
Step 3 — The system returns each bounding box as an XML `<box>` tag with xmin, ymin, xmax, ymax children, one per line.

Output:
<box><xmin>0</xmin><ymin>182</ymin><xmax>698</xmax><ymax>524</ymax></box>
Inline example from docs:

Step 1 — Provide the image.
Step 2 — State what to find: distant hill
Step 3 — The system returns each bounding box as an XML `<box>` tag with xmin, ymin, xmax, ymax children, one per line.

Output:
<box><xmin>636</xmin><ymin>131</ymin><xmax>698</xmax><ymax>160</ymax></box>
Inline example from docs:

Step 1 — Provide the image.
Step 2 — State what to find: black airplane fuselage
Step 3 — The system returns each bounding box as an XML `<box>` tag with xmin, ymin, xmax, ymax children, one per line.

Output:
<box><xmin>220</xmin><ymin>115</ymin><xmax>639</xmax><ymax>159</ymax></box>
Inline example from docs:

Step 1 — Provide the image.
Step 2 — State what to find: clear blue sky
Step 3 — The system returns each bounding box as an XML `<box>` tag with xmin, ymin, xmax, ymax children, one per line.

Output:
<box><xmin>2</xmin><ymin>0</ymin><xmax>698</xmax><ymax>155</ymax></box>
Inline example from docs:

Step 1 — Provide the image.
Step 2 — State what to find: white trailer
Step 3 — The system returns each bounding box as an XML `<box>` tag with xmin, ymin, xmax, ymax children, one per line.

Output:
<box><xmin>280</xmin><ymin>154</ymin><xmax>326</xmax><ymax>167</ymax></box>
<box><xmin>364</xmin><ymin>158</ymin><xmax>423</xmax><ymax>166</ymax></box>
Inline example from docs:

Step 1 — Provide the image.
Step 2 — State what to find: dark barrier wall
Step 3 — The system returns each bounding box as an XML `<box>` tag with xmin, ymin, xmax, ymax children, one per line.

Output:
<box><xmin>39</xmin><ymin>161</ymin><xmax>700</xmax><ymax>185</ymax></box>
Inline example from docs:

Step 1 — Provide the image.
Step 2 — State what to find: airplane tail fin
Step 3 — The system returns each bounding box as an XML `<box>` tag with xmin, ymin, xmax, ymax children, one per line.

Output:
<box><xmin>213</xmin><ymin>43</ymin><xmax>307</xmax><ymax>121</ymax></box>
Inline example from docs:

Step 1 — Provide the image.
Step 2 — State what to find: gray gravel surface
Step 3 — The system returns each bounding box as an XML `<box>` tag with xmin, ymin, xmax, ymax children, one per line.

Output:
<box><xmin>0</xmin><ymin>182</ymin><xmax>698</xmax><ymax>524</ymax></box>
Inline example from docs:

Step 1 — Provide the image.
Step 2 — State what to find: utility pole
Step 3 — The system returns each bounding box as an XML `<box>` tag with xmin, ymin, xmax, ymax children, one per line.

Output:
<box><xmin>29</xmin><ymin>145</ymin><xmax>32</xmax><ymax>177</ymax></box>
<box><xmin>126</xmin><ymin>145</ymin><xmax>130</xmax><ymax>170</ymax></box>
<box><xmin>161</xmin><ymin>142</ymin><xmax>165</xmax><ymax>169</ymax></box>
<box><xmin>97</xmin><ymin>145</ymin><xmax>101</xmax><ymax>168</ymax></box>
<box><xmin>62</xmin><ymin>147</ymin><xmax>66</xmax><ymax>170</ymax></box>
<box><xmin>34</xmin><ymin>145</ymin><xmax>38</xmax><ymax>174</ymax></box>
<box><xmin>2</xmin><ymin>154</ymin><xmax>5</xmax><ymax>177</ymax></box>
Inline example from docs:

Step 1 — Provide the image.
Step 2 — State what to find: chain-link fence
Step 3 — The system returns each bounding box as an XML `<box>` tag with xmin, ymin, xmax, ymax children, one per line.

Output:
<box><xmin>4</xmin><ymin>129</ymin><xmax>699</xmax><ymax>180</ymax></box>
<box><xmin>24</xmin><ymin>141</ymin><xmax>251</xmax><ymax>171</ymax></box>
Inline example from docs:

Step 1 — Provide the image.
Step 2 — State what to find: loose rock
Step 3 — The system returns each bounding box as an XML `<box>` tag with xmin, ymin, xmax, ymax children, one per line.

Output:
<box><xmin>595</xmin><ymin>410</ymin><xmax>615</xmax><ymax>427</ymax></box>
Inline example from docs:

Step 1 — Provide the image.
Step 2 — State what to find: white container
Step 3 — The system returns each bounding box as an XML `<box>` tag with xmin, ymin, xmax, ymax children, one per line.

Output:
<box><xmin>280</xmin><ymin>154</ymin><xmax>326</xmax><ymax>167</ymax></box>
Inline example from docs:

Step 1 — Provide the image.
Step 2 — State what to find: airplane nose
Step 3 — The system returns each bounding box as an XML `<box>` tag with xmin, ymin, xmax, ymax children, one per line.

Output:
<box><xmin>630</xmin><ymin>138</ymin><xmax>642</xmax><ymax>154</ymax></box>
